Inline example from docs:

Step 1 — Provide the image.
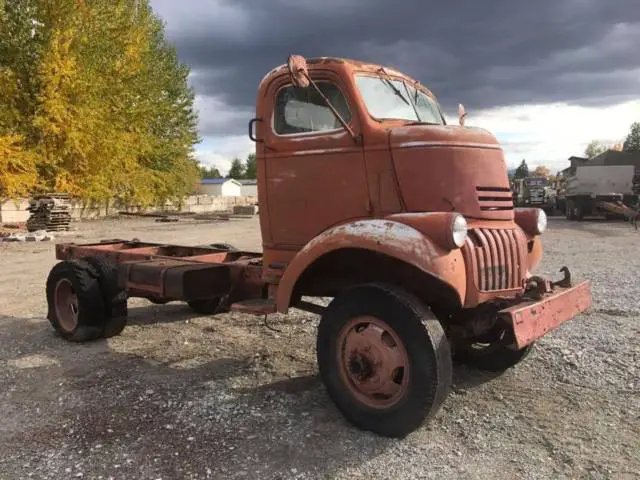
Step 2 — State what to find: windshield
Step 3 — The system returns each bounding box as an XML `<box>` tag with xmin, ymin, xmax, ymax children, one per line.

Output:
<box><xmin>355</xmin><ymin>75</ymin><xmax>444</xmax><ymax>125</ymax></box>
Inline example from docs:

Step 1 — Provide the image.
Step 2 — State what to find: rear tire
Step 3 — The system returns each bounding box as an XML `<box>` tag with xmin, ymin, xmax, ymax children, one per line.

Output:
<box><xmin>317</xmin><ymin>283</ymin><xmax>452</xmax><ymax>438</ymax></box>
<box><xmin>82</xmin><ymin>256</ymin><xmax>128</xmax><ymax>338</ymax></box>
<box><xmin>565</xmin><ymin>200</ymin><xmax>575</xmax><ymax>220</ymax></box>
<box><xmin>46</xmin><ymin>260</ymin><xmax>106</xmax><ymax>342</ymax></box>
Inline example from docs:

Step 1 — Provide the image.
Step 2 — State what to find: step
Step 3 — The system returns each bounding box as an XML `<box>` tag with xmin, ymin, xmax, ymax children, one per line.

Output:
<box><xmin>230</xmin><ymin>298</ymin><xmax>277</xmax><ymax>315</ymax></box>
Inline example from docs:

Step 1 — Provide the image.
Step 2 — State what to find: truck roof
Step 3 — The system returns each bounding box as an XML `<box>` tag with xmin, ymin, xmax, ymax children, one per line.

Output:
<box><xmin>259</xmin><ymin>56</ymin><xmax>437</xmax><ymax>100</ymax></box>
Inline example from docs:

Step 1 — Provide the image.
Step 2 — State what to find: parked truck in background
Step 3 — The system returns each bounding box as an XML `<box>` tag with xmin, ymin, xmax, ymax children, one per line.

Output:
<box><xmin>514</xmin><ymin>176</ymin><xmax>556</xmax><ymax>214</ymax></box>
<box><xmin>565</xmin><ymin>165</ymin><xmax>636</xmax><ymax>220</ymax></box>
<box><xmin>44</xmin><ymin>55</ymin><xmax>592</xmax><ymax>438</ymax></box>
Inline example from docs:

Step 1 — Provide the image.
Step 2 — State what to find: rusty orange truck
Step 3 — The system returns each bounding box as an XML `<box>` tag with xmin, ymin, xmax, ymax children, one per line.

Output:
<box><xmin>46</xmin><ymin>55</ymin><xmax>592</xmax><ymax>438</ymax></box>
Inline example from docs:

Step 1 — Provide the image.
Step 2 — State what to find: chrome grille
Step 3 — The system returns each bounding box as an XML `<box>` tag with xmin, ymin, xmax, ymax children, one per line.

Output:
<box><xmin>476</xmin><ymin>186</ymin><xmax>514</xmax><ymax>212</ymax></box>
<box><xmin>462</xmin><ymin>228</ymin><xmax>526</xmax><ymax>291</ymax></box>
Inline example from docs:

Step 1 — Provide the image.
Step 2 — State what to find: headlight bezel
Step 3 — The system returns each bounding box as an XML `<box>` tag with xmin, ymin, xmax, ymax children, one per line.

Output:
<box><xmin>450</xmin><ymin>213</ymin><xmax>468</xmax><ymax>248</ymax></box>
<box><xmin>514</xmin><ymin>207</ymin><xmax>547</xmax><ymax>236</ymax></box>
<box><xmin>536</xmin><ymin>208</ymin><xmax>547</xmax><ymax>234</ymax></box>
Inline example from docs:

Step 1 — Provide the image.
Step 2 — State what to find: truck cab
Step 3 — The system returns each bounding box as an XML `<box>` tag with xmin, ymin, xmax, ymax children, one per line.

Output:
<box><xmin>515</xmin><ymin>176</ymin><xmax>555</xmax><ymax>213</ymax></box>
<box><xmin>253</xmin><ymin>57</ymin><xmax>548</xmax><ymax>310</ymax></box>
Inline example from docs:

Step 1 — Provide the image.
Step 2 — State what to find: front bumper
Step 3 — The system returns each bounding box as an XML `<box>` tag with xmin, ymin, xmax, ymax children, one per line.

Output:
<box><xmin>498</xmin><ymin>280</ymin><xmax>592</xmax><ymax>349</ymax></box>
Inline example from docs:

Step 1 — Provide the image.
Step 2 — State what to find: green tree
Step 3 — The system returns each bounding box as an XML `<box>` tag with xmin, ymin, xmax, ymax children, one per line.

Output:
<box><xmin>623</xmin><ymin>122</ymin><xmax>640</xmax><ymax>152</ymax></box>
<box><xmin>584</xmin><ymin>140</ymin><xmax>608</xmax><ymax>158</ymax></box>
<box><xmin>514</xmin><ymin>159</ymin><xmax>529</xmax><ymax>179</ymax></box>
<box><xmin>244</xmin><ymin>153</ymin><xmax>256</xmax><ymax>179</ymax></box>
<box><xmin>199</xmin><ymin>164</ymin><xmax>221</xmax><ymax>179</ymax></box>
<box><xmin>228</xmin><ymin>157</ymin><xmax>245</xmax><ymax>179</ymax></box>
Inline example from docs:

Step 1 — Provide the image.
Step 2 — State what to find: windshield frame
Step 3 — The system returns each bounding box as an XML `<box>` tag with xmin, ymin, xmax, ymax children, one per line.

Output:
<box><xmin>354</xmin><ymin>72</ymin><xmax>446</xmax><ymax>126</ymax></box>
<box><xmin>524</xmin><ymin>177</ymin><xmax>549</xmax><ymax>187</ymax></box>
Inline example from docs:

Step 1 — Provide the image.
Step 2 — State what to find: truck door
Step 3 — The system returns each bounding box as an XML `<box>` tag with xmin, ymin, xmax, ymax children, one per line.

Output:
<box><xmin>262</xmin><ymin>72</ymin><xmax>370</xmax><ymax>247</ymax></box>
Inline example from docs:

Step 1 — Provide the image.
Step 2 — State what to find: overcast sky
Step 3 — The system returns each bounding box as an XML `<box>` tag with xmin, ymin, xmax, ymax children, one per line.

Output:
<box><xmin>151</xmin><ymin>0</ymin><xmax>639</xmax><ymax>174</ymax></box>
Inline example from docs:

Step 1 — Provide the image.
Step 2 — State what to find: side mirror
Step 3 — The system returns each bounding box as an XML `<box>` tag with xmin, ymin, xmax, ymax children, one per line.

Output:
<box><xmin>458</xmin><ymin>103</ymin><xmax>467</xmax><ymax>127</ymax></box>
<box><xmin>287</xmin><ymin>55</ymin><xmax>310</xmax><ymax>88</ymax></box>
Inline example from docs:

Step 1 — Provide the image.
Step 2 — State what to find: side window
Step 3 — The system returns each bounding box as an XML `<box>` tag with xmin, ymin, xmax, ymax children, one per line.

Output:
<box><xmin>274</xmin><ymin>82</ymin><xmax>351</xmax><ymax>135</ymax></box>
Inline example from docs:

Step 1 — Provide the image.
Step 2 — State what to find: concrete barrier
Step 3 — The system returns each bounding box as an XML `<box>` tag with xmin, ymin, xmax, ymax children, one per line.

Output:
<box><xmin>0</xmin><ymin>195</ymin><xmax>258</xmax><ymax>224</ymax></box>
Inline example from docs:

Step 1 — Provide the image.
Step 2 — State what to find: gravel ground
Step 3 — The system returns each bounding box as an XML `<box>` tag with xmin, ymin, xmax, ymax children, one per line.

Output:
<box><xmin>0</xmin><ymin>216</ymin><xmax>638</xmax><ymax>480</ymax></box>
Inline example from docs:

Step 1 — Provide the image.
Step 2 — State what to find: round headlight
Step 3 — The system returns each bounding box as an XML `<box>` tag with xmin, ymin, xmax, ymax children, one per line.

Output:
<box><xmin>536</xmin><ymin>208</ymin><xmax>547</xmax><ymax>234</ymax></box>
<box><xmin>451</xmin><ymin>214</ymin><xmax>468</xmax><ymax>248</ymax></box>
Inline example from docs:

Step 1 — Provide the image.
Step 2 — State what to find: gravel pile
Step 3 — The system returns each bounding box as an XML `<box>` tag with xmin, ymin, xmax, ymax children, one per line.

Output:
<box><xmin>0</xmin><ymin>216</ymin><xmax>638</xmax><ymax>479</ymax></box>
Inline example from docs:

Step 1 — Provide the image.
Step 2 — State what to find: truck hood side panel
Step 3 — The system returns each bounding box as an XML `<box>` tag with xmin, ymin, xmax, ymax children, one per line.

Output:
<box><xmin>390</xmin><ymin>125</ymin><xmax>514</xmax><ymax>220</ymax></box>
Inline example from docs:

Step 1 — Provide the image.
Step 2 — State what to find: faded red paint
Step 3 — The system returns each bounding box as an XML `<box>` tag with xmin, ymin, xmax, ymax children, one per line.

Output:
<box><xmin>500</xmin><ymin>280</ymin><xmax>592</xmax><ymax>349</ymax></box>
<box><xmin>336</xmin><ymin>315</ymin><xmax>410</xmax><ymax>409</ymax></box>
<box><xmin>275</xmin><ymin>218</ymin><xmax>467</xmax><ymax>312</ymax></box>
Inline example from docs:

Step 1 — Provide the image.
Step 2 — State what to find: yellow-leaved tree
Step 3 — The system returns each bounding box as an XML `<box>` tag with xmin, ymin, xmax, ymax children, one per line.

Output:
<box><xmin>1</xmin><ymin>0</ymin><xmax>199</xmax><ymax>206</ymax></box>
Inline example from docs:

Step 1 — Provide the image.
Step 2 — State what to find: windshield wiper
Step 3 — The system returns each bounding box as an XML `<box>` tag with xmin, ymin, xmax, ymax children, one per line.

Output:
<box><xmin>376</xmin><ymin>68</ymin><xmax>410</xmax><ymax>106</ymax></box>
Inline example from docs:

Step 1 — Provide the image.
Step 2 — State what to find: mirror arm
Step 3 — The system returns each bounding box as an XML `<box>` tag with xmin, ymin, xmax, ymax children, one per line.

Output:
<box><xmin>302</xmin><ymin>72</ymin><xmax>359</xmax><ymax>144</ymax></box>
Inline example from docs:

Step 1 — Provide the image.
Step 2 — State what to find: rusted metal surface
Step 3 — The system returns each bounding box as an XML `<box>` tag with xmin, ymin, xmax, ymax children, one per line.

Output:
<box><xmin>56</xmin><ymin>241</ymin><xmax>263</xmax><ymax>304</ymax></box>
<box><xmin>336</xmin><ymin>316</ymin><xmax>409</xmax><ymax>409</ymax></box>
<box><xmin>117</xmin><ymin>259</ymin><xmax>231</xmax><ymax>301</ymax></box>
<box><xmin>274</xmin><ymin>218</ymin><xmax>467</xmax><ymax>313</ymax></box>
<box><xmin>54</xmin><ymin>278</ymin><xmax>78</xmax><ymax>333</ymax></box>
<box><xmin>387</xmin><ymin>212</ymin><xmax>465</xmax><ymax>250</ymax></box>
<box><xmin>56</xmin><ymin>241</ymin><xmax>261</xmax><ymax>264</ymax></box>
<box><xmin>500</xmin><ymin>280</ymin><xmax>592</xmax><ymax>349</ymax></box>
<box><xmin>597</xmin><ymin>200</ymin><xmax>640</xmax><ymax>229</ymax></box>
<box><xmin>462</xmin><ymin>227</ymin><xmax>527</xmax><ymax>292</ymax></box>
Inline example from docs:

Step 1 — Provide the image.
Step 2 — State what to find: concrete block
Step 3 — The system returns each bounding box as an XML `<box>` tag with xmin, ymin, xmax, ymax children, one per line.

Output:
<box><xmin>233</xmin><ymin>205</ymin><xmax>258</xmax><ymax>215</ymax></box>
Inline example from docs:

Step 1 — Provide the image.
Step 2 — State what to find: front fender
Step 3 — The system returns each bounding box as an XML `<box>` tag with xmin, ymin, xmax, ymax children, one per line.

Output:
<box><xmin>276</xmin><ymin>219</ymin><xmax>467</xmax><ymax>312</ymax></box>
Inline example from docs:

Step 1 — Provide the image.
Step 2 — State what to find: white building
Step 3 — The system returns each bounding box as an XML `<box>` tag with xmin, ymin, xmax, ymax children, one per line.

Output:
<box><xmin>198</xmin><ymin>178</ymin><xmax>242</xmax><ymax>197</ymax></box>
<box><xmin>239</xmin><ymin>179</ymin><xmax>258</xmax><ymax>197</ymax></box>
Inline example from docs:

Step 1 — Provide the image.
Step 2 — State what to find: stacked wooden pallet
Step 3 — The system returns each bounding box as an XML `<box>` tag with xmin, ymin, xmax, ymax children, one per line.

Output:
<box><xmin>26</xmin><ymin>194</ymin><xmax>72</xmax><ymax>232</ymax></box>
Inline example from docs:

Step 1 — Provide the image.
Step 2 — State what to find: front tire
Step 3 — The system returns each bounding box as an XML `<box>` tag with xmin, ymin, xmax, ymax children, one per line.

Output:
<box><xmin>317</xmin><ymin>283</ymin><xmax>452</xmax><ymax>438</ymax></box>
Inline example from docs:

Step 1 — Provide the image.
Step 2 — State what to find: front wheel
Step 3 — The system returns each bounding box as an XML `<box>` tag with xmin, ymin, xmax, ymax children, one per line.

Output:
<box><xmin>317</xmin><ymin>283</ymin><xmax>452</xmax><ymax>438</ymax></box>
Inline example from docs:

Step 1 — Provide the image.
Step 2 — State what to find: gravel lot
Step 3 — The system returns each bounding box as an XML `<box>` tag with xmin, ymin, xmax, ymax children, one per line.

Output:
<box><xmin>0</xmin><ymin>215</ymin><xmax>638</xmax><ymax>480</ymax></box>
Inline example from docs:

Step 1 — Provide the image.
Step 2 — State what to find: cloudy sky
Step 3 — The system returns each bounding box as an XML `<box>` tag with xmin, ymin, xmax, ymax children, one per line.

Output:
<box><xmin>150</xmin><ymin>0</ymin><xmax>639</xmax><ymax>174</ymax></box>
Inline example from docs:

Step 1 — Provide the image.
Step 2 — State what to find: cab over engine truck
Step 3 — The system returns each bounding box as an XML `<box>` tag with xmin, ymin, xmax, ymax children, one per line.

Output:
<box><xmin>45</xmin><ymin>55</ymin><xmax>592</xmax><ymax>438</ymax></box>
<box><xmin>514</xmin><ymin>176</ymin><xmax>556</xmax><ymax>214</ymax></box>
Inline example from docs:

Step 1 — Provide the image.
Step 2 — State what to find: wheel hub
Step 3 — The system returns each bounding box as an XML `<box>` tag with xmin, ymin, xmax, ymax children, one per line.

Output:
<box><xmin>337</xmin><ymin>316</ymin><xmax>409</xmax><ymax>408</ymax></box>
<box><xmin>54</xmin><ymin>278</ymin><xmax>79</xmax><ymax>333</ymax></box>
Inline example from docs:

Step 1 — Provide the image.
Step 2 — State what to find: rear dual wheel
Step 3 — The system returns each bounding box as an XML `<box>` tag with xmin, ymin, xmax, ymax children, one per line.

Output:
<box><xmin>46</xmin><ymin>258</ymin><xmax>127</xmax><ymax>342</ymax></box>
<box><xmin>317</xmin><ymin>283</ymin><xmax>452</xmax><ymax>438</ymax></box>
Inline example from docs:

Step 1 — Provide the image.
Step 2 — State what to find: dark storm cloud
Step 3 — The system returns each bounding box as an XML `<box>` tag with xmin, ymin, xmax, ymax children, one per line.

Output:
<box><xmin>152</xmin><ymin>0</ymin><xmax>640</xmax><ymax>135</ymax></box>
